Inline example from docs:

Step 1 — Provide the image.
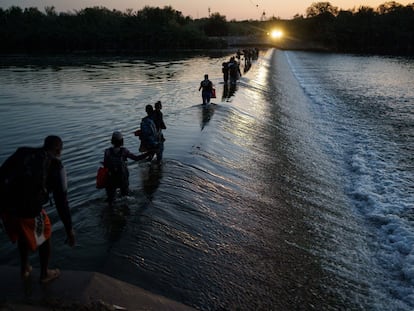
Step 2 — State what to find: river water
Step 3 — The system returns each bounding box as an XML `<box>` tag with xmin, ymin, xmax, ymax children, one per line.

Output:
<box><xmin>0</xmin><ymin>49</ymin><xmax>413</xmax><ymax>310</ymax></box>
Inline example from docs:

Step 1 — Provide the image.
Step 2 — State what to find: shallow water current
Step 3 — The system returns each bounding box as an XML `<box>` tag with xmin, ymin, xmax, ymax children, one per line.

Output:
<box><xmin>1</xmin><ymin>49</ymin><xmax>413</xmax><ymax>310</ymax></box>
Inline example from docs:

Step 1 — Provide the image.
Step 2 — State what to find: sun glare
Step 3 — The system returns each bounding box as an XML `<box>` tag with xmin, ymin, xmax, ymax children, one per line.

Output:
<box><xmin>270</xmin><ymin>29</ymin><xmax>283</xmax><ymax>39</ymax></box>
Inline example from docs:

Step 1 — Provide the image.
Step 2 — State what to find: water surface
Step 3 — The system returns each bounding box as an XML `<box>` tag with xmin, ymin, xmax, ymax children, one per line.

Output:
<box><xmin>1</xmin><ymin>50</ymin><xmax>413</xmax><ymax>310</ymax></box>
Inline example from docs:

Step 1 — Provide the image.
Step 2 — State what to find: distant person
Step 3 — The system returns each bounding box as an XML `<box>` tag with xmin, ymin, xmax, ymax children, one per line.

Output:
<box><xmin>228</xmin><ymin>57</ymin><xmax>242</xmax><ymax>85</ymax></box>
<box><xmin>236</xmin><ymin>49</ymin><xmax>242</xmax><ymax>60</ymax></box>
<box><xmin>0</xmin><ymin>135</ymin><xmax>75</xmax><ymax>283</ymax></box>
<box><xmin>243</xmin><ymin>49</ymin><xmax>252</xmax><ymax>72</ymax></box>
<box><xmin>153</xmin><ymin>101</ymin><xmax>166</xmax><ymax>161</ymax></box>
<box><xmin>153</xmin><ymin>101</ymin><xmax>166</xmax><ymax>137</ymax></box>
<box><xmin>103</xmin><ymin>131</ymin><xmax>148</xmax><ymax>205</ymax></box>
<box><xmin>139</xmin><ymin>105</ymin><xmax>162</xmax><ymax>163</ymax></box>
<box><xmin>253</xmin><ymin>47</ymin><xmax>259</xmax><ymax>60</ymax></box>
<box><xmin>198</xmin><ymin>74</ymin><xmax>213</xmax><ymax>105</ymax></box>
<box><xmin>222</xmin><ymin>62</ymin><xmax>229</xmax><ymax>83</ymax></box>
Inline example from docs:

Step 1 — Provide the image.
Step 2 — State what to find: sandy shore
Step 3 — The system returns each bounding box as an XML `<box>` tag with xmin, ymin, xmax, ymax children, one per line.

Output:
<box><xmin>0</xmin><ymin>266</ymin><xmax>196</xmax><ymax>311</ymax></box>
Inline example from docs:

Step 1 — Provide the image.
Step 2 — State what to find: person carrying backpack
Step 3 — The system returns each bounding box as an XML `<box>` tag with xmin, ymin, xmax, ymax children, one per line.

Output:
<box><xmin>228</xmin><ymin>57</ymin><xmax>242</xmax><ymax>85</ymax></box>
<box><xmin>0</xmin><ymin>135</ymin><xmax>75</xmax><ymax>283</ymax></box>
<box><xmin>103</xmin><ymin>131</ymin><xmax>148</xmax><ymax>205</ymax></box>
<box><xmin>139</xmin><ymin>105</ymin><xmax>162</xmax><ymax>163</ymax></box>
<box><xmin>198</xmin><ymin>74</ymin><xmax>213</xmax><ymax>105</ymax></box>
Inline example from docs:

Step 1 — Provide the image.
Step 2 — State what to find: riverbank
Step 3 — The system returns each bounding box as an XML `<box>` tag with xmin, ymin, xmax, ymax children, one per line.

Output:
<box><xmin>0</xmin><ymin>266</ymin><xmax>196</xmax><ymax>311</ymax></box>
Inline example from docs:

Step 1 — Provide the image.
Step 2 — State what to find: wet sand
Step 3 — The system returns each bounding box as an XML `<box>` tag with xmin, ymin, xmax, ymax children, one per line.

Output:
<box><xmin>0</xmin><ymin>265</ymin><xmax>195</xmax><ymax>310</ymax></box>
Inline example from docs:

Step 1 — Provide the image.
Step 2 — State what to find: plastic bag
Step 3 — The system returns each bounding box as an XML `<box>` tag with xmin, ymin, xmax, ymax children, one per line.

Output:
<box><xmin>211</xmin><ymin>88</ymin><xmax>216</xmax><ymax>98</ymax></box>
<box><xmin>96</xmin><ymin>166</ymin><xmax>109</xmax><ymax>189</ymax></box>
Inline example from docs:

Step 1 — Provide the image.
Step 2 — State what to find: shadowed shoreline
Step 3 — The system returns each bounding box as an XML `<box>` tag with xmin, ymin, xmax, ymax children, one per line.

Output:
<box><xmin>0</xmin><ymin>265</ymin><xmax>196</xmax><ymax>310</ymax></box>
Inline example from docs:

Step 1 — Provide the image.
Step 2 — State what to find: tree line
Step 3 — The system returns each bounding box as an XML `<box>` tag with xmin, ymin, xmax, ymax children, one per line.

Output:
<box><xmin>0</xmin><ymin>2</ymin><xmax>413</xmax><ymax>55</ymax></box>
<box><xmin>0</xmin><ymin>6</ymin><xmax>225</xmax><ymax>53</ymax></box>
<box><xmin>278</xmin><ymin>1</ymin><xmax>414</xmax><ymax>55</ymax></box>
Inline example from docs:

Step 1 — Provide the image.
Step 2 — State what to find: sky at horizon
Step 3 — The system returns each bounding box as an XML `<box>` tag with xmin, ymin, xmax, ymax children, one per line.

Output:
<box><xmin>0</xmin><ymin>0</ymin><xmax>412</xmax><ymax>20</ymax></box>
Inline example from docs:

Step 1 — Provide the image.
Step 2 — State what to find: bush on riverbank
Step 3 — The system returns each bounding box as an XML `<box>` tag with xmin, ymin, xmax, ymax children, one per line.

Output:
<box><xmin>272</xmin><ymin>2</ymin><xmax>414</xmax><ymax>55</ymax></box>
<box><xmin>0</xmin><ymin>2</ymin><xmax>413</xmax><ymax>55</ymax></box>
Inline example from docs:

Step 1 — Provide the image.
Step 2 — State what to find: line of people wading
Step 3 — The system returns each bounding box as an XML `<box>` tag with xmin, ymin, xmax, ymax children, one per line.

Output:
<box><xmin>0</xmin><ymin>49</ymin><xmax>259</xmax><ymax>284</ymax></box>
<box><xmin>222</xmin><ymin>48</ymin><xmax>259</xmax><ymax>85</ymax></box>
<box><xmin>199</xmin><ymin>48</ymin><xmax>260</xmax><ymax>105</ymax></box>
<box><xmin>0</xmin><ymin>101</ymin><xmax>167</xmax><ymax>283</ymax></box>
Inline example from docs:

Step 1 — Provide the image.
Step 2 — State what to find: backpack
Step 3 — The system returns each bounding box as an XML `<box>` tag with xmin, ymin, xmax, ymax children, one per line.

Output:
<box><xmin>229</xmin><ymin>63</ymin><xmax>238</xmax><ymax>75</ymax></box>
<box><xmin>201</xmin><ymin>80</ymin><xmax>212</xmax><ymax>88</ymax></box>
<box><xmin>0</xmin><ymin>147</ymin><xmax>51</xmax><ymax>217</ymax></box>
<box><xmin>105</xmin><ymin>147</ymin><xmax>127</xmax><ymax>175</ymax></box>
<box><xmin>140</xmin><ymin>117</ymin><xmax>157</xmax><ymax>145</ymax></box>
<box><xmin>201</xmin><ymin>80</ymin><xmax>213</xmax><ymax>91</ymax></box>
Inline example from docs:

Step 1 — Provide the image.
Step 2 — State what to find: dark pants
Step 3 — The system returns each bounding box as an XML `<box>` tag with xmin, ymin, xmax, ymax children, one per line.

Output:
<box><xmin>202</xmin><ymin>90</ymin><xmax>211</xmax><ymax>104</ymax></box>
<box><xmin>105</xmin><ymin>170</ymin><xmax>129</xmax><ymax>204</ymax></box>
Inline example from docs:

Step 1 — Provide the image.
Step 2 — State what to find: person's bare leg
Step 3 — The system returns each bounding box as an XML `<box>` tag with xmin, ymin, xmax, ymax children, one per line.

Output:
<box><xmin>39</xmin><ymin>239</ymin><xmax>51</xmax><ymax>279</ymax></box>
<box><xmin>17</xmin><ymin>237</ymin><xmax>31</xmax><ymax>278</ymax></box>
<box><xmin>38</xmin><ymin>238</ymin><xmax>60</xmax><ymax>283</ymax></box>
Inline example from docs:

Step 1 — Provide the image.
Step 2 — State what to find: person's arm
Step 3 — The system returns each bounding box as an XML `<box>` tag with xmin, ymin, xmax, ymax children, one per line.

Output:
<box><xmin>160</xmin><ymin>112</ymin><xmax>166</xmax><ymax>129</ymax></box>
<box><xmin>50</xmin><ymin>160</ymin><xmax>75</xmax><ymax>247</ymax></box>
<box><xmin>124</xmin><ymin>148</ymin><xmax>148</xmax><ymax>161</ymax></box>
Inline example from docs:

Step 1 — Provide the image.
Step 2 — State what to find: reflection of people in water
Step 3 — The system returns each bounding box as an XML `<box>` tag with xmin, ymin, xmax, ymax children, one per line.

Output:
<box><xmin>222</xmin><ymin>83</ymin><xmax>229</xmax><ymax>100</ymax></box>
<box><xmin>200</xmin><ymin>103</ymin><xmax>215</xmax><ymax>130</ymax></box>
<box><xmin>222</xmin><ymin>83</ymin><xmax>237</xmax><ymax>101</ymax></box>
<box><xmin>141</xmin><ymin>164</ymin><xmax>163</xmax><ymax>200</ymax></box>
<box><xmin>100</xmin><ymin>204</ymin><xmax>130</xmax><ymax>243</ymax></box>
<box><xmin>229</xmin><ymin>83</ymin><xmax>237</xmax><ymax>97</ymax></box>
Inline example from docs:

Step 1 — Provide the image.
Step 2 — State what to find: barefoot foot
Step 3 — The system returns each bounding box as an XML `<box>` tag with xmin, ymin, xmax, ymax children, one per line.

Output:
<box><xmin>40</xmin><ymin>268</ymin><xmax>60</xmax><ymax>284</ymax></box>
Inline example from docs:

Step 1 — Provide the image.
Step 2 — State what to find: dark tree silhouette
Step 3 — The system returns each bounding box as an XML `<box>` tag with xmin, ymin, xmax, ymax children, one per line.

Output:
<box><xmin>0</xmin><ymin>3</ymin><xmax>413</xmax><ymax>55</ymax></box>
<box><xmin>203</xmin><ymin>13</ymin><xmax>229</xmax><ymax>36</ymax></box>
<box><xmin>306</xmin><ymin>2</ymin><xmax>339</xmax><ymax>17</ymax></box>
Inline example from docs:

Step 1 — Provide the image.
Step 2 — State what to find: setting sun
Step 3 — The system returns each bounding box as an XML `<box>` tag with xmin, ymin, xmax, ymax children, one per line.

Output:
<box><xmin>270</xmin><ymin>29</ymin><xmax>283</xmax><ymax>39</ymax></box>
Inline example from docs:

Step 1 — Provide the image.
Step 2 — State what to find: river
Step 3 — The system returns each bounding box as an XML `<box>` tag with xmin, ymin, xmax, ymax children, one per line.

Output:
<box><xmin>0</xmin><ymin>49</ymin><xmax>413</xmax><ymax>310</ymax></box>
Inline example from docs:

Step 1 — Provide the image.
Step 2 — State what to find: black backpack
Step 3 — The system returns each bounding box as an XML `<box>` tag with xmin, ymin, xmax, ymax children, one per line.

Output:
<box><xmin>0</xmin><ymin>147</ymin><xmax>51</xmax><ymax>218</ymax></box>
<box><xmin>229</xmin><ymin>63</ymin><xmax>238</xmax><ymax>75</ymax></box>
<box><xmin>201</xmin><ymin>80</ymin><xmax>212</xmax><ymax>91</ymax></box>
<box><xmin>106</xmin><ymin>147</ymin><xmax>127</xmax><ymax>175</ymax></box>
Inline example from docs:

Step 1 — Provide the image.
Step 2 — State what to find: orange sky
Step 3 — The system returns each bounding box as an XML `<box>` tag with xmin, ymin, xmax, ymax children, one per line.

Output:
<box><xmin>1</xmin><ymin>0</ymin><xmax>412</xmax><ymax>20</ymax></box>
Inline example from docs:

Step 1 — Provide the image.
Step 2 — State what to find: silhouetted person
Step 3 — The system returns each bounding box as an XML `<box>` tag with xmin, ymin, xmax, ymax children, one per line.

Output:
<box><xmin>104</xmin><ymin>131</ymin><xmax>148</xmax><ymax>205</ymax></box>
<box><xmin>198</xmin><ymin>74</ymin><xmax>213</xmax><ymax>105</ymax></box>
<box><xmin>0</xmin><ymin>135</ymin><xmax>75</xmax><ymax>283</ymax></box>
